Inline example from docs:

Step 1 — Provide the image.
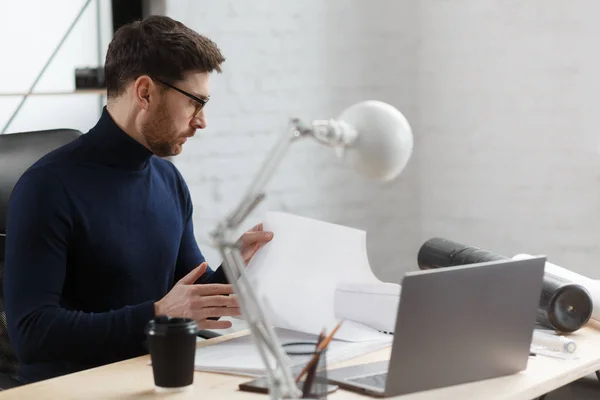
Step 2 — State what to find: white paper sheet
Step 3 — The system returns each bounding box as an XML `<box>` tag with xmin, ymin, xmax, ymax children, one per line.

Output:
<box><xmin>334</xmin><ymin>281</ymin><xmax>401</xmax><ymax>334</ymax></box>
<box><xmin>194</xmin><ymin>328</ymin><xmax>392</xmax><ymax>376</ymax></box>
<box><xmin>245</xmin><ymin>211</ymin><xmax>390</xmax><ymax>342</ymax></box>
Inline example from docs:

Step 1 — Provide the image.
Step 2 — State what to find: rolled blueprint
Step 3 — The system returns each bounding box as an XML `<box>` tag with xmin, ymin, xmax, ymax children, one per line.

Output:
<box><xmin>513</xmin><ymin>254</ymin><xmax>600</xmax><ymax>322</ymax></box>
<box><xmin>417</xmin><ymin>238</ymin><xmax>593</xmax><ymax>332</ymax></box>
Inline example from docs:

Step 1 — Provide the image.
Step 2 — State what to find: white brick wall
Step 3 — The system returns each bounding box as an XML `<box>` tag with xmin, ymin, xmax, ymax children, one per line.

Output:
<box><xmin>417</xmin><ymin>1</ymin><xmax>600</xmax><ymax>278</ymax></box>
<box><xmin>167</xmin><ymin>0</ymin><xmax>600</xmax><ymax>281</ymax></box>
<box><xmin>165</xmin><ymin>0</ymin><xmax>420</xmax><ymax>283</ymax></box>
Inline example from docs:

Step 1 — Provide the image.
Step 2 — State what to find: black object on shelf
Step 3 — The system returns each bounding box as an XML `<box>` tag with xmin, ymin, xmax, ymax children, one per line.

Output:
<box><xmin>417</xmin><ymin>237</ymin><xmax>593</xmax><ymax>333</ymax></box>
<box><xmin>75</xmin><ymin>67</ymin><xmax>105</xmax><ymax>89</ymax></box>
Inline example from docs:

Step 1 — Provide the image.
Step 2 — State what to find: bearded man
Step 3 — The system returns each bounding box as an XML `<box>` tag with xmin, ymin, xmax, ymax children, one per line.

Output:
<box><xmin>3</xmin><ymin>15</ymin><xmax>272</xmax><ymax>384</ymax></box>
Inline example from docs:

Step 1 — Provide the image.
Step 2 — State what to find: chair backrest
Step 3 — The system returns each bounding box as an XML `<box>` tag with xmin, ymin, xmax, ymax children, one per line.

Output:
<box><xmin>0</xmin><ymin>128</ymin><xmax>82</xmax><ymax>378</ymax></box>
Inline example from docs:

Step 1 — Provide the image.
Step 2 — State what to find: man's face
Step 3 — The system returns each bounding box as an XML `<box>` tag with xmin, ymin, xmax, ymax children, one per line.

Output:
<box><xmin>140</xmin><ymin>71</ymin><xmax>210</xmax><ymax>157</ymax></box>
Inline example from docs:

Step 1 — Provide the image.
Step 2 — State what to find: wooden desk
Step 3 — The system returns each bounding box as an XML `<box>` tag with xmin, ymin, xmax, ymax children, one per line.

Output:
<box><xmin>2</xmin><ymin>322</ymin><xmax>600</xmax><ymax>400</ymax></box>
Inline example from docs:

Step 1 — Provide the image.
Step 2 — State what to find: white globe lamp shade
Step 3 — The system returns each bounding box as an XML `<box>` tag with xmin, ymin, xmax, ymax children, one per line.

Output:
<box><xmin>334</xmin><ymin>100</ymin><xmax>413</xmax><ymax>181</ymax></box>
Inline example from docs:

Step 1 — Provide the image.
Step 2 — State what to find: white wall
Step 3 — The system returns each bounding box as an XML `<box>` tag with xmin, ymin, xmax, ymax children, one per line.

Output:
<box><xmin>6</xmin><ymin>0</ymin><xmax>599</xmax><ymax>282</ymax></box>
<box><xmin>416</xmin><ymin>1</ymin><xmax>600</xmax><ymax>278</ymax></box>
<box><xmin>0</xmin><ymin>0</ymin><xmax>112</xmax><ymax>134</ymax></box>
<box><xmin>168</xmin><ymin>0</ymin><xmax>600</xmax><ymax>280</ymax></box>
<box><xmin>164</xmin><ymin>0</ymin><xmax>421</xmax><ymax>283</ymax></box>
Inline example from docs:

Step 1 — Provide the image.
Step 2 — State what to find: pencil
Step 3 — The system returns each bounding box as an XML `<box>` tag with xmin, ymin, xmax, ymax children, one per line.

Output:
<box><xmin>302</xmin><ymin>330</ymin><xmax>326</xmax><ymax>396</ymax></box>
<box><xmin>295</xmin><ymin>320</ymin><xmax>344</xmax><ymax>383</ymax></box>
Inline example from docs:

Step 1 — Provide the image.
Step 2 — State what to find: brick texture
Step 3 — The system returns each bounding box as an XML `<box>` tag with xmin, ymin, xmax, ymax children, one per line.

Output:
<box><xmin>417</xmin><ymin>1</ymin><xmax>600</xmax><ymax>277</ymax></box>
<box><xmin>166</xmin><ymin>0</ymin><xmax>600</xmax><ymax>281</ymax></box>
<box><xmin>165</xmin><ymin>0</ymin><xmax>420</xmax><ymax>283</ymax></box>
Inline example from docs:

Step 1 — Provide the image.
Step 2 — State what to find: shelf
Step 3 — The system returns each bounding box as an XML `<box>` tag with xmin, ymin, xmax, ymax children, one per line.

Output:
<box><xmin>0</xmin><ymin>89</ymin><xmax>106</xmax><ymax>97</ymax></box>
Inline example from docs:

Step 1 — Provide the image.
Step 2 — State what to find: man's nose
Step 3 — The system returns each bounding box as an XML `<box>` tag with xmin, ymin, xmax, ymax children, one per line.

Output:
<box><xmin>191</xmin><ymin>110</ymin><xmax>207</xmax><ymax>129</ymax></box>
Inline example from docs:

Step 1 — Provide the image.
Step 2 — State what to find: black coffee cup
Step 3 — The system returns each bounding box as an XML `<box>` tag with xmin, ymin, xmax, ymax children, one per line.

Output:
<box><xmin>145</xmin><ymin>316</ymin><xmax>200</xmax><ymax>391</ymax></box>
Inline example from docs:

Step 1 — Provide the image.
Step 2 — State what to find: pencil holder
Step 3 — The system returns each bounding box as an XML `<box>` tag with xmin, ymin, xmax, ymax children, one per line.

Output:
<box><xmin>284</xmin><ymin>341</ymin><xmax>330</xmax><ymax>399</ymax></box>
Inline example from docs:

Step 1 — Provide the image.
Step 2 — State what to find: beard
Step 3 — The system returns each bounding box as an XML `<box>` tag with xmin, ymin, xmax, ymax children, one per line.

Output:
<box><xmin>140</xmin><ymin>103</ymin><xmax>184</xmax><ymax>157</ymax></box>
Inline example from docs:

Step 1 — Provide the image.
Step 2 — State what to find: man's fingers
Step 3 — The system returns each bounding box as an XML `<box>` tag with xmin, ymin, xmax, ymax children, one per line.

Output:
<box><xmin>249</xmin><ymin>223</ymin><xmax>263</xmax><ymax>232</ymax></box>
<box><xmin>201</xmin><ymin>307</ymin><xmax>242</xmax><ymax>318</ymax></box>
<box><xmin>199</xmin><ymin>320</ymin><xmax>233</xmax><ymax>330</ymax></box>
<box><xmin>177</xmin><ymin>262</ymin><xmax>208</xmax><ymax>285</ymax></box>
<box><xmin>191</xmin><ymin>283</ymin><xmax>234</xmax><ymax>296</ymax></box>
<box><xmin>241</xmin><ymin>231</ymin><xmax>273</xmax><ymax>245</ymax></box>
<box><xmin>194</xmin><ymin>294</ymin><xmax>239</xmax><ymax>308</ymax></box>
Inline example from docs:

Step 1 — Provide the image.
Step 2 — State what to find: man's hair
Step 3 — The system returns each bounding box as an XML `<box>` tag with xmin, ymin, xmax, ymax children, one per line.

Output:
<box><xmin>104</xmin><ymin>15</ymin><xmax>225</xmax><ymax>99</ymax></box>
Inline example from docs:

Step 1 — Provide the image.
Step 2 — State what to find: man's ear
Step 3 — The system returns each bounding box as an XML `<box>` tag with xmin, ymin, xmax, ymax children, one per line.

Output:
<box><xmin>132</xmin><ymin>75</ymin><xmax>154</xmax><ymax>111</ymax></box>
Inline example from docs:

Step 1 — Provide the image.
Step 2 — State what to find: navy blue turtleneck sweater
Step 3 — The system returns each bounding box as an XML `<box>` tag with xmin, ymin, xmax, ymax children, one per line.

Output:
<box><xmin>4</xmin><ymin>108</ymin><xmax>226</xmax><ymax>383</ymax></box>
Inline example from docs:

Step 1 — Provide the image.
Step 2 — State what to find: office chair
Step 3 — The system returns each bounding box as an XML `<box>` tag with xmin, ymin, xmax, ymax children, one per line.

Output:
<box><xmin>0</xmin><ymin>128</ymin><xmax>83</xmax><ymax>389</ymax></box>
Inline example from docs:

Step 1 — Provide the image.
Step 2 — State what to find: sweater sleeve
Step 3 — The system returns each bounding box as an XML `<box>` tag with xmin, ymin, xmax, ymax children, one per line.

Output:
<box><xmin>172</xmin><ymin>170</ymin><xmax>228</xmax><ymax>286</ymax></box>
<box><xmin>4</xmin><ymin>169</ymin><xmax>155</xmax><ymax>365</ymax></box>
<box><xmin>173</xmin><ymin>213</ymin><xmax>228</xmax><ymax>285</ymax></box>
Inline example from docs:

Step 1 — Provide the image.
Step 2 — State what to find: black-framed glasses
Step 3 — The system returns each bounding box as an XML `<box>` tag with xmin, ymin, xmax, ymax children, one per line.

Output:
<box><xmin>152</xmin><ymin>77</ymin><xmax>209</xmax><ymax>117</ymax></box>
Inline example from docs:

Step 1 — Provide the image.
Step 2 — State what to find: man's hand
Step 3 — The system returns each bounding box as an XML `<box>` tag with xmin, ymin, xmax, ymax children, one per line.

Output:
<box><xmin>240</xmin><ymin>223</ymin><xmax>273</xmax><ymax>265</ymax></box>
<box><xmin>154</xmin><ymin>263</ymin><xmax>240</xmax><ymax>329</ymax></box>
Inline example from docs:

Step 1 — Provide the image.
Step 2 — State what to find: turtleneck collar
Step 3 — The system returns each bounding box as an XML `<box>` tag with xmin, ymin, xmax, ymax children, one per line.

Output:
<box><xmin>84</xmin><ymin>107</ymin><xmax>154</xmax><ymax>171</ymax></box>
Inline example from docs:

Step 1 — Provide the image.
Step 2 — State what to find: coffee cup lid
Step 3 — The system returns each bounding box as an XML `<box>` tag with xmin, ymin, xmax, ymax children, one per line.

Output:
<box><xmin>145</xmin><ymin>316</ymin><xmax>200</xmax><ymax>336</ymax></box>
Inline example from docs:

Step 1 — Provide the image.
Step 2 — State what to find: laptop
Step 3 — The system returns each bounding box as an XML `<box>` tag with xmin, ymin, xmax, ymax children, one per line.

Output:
<box><xmin>327</xmin><ymin>256</ymin><xmax>546</xmax><ymax>397</ymax></box>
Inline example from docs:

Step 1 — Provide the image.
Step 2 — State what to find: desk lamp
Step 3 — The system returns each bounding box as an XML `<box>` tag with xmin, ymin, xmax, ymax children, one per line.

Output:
<box><xmin>209</xmin><ymin>100</ymin><xmax>414</xmax><ymax>399</ymax></box>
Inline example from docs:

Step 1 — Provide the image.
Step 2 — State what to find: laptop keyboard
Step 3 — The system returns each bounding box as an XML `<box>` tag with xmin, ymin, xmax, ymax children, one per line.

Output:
<box><xmin>348</xmin><ymin>372</ymin><xmax>388</xmax><ymax>389</ymax></box>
